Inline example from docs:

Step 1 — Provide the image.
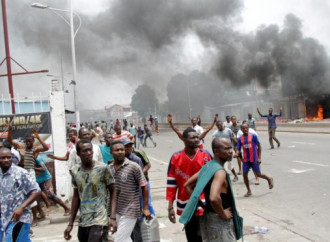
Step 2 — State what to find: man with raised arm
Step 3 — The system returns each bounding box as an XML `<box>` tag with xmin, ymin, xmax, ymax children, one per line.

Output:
<box><xmin>257</xmin><ymin>107</ymin><xmax>282</xmax><ymax>149</ymax></box>
<box><xmin>6</xmin><ymin>120</ymin><xmax>48</xmax><ymax>226</ymax></box>
<box><xmin>167</xmin><ymin>114</ymin><xmax>218</xmax><ymax>149</ymax></box>
<box><xmin>47</xmin><ymin>128</ymin><xmax>78</xmax><ymax>162</ymax></box>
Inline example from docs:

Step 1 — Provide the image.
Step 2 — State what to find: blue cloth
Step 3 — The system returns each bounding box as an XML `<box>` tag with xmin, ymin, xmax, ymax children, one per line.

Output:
<box><xmin>0</xmin><ymin>165</ymin><xmax>40</xmax><ymax>231</ymax></box>
<box><xmin>2</xmin><ymin>221</ymin><xmax>31</xmax><ymax>242</ymax></box>
<box><xmin>129</xmin><ymin>126</ymin><xmax>136</xmax><ymax>136</ymax></box>
<box><xmin>128</xmin><ymin>153</ymin><xmax>144</xmax><ymax>169</ymax></box>
<box><xmin>140</xmin><ymin>181</ymin><xmax>155</xmax><ymax>220</ymax></box>
<box><xmin>261</xmin><ymin>113</ymin><xmax>281</xmax><ymax>130</ymax></box>
<box><xmin>0</xmin><ymin>220</ymin><xmax>3</xmax><ymax>241</ymax></box>
<box><xmin>138</xmin><ymin>129</ymin><xmax>144</xmax><ymax>140</ymax></box>
<box><xmin>35</xmin><ymin>158</ymin><xmax>52</xmax><ymax>184</ymax></box>
<box><xmin>236</xmin><ymin>134</ymin><xmax>260</xmax><ymax>162</ymax></box>
<box><xmin>99</xmin><ymin>144</ymin><xmax>114</xmax><ymax>164</ymax></box>
<box><xmin>243</xmin><ymin>160</ymin><xmax>260</xmax><ymax>173</ymax></box>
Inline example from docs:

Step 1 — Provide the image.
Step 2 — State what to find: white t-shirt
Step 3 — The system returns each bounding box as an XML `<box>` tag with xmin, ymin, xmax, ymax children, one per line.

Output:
<box><xmin>223</xmin><ymin>121</ymin><xmax>232</xmax><ymax>129</ymax></box>
<box><xmin>192</xmin><ymin>125</ymin><xmax>204</xmax><ymax>145</ymax></box>
<box><xmin>68</xmin><ymin>143</ymin><xmax>103</xmax><ymax>170</ymax></box>
<box><xmin>236</xmin><ymin>128</ymin><xmax>258</xmax><ymax>139</ymax></box>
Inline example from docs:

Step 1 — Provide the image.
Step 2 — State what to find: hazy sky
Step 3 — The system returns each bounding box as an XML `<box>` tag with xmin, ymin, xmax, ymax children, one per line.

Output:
<box><xmin>1</xmin><ymin>0</ymin><xmax>329</xmax><ymax>110</ymax></box>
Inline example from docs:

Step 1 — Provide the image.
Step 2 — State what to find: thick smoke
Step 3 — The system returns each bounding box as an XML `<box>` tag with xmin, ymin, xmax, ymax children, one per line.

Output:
<box><xmin>195</xmin><ymin>14</ymin><xmax>330</xmax><ymax>96</ymax></box>
<box><xmin>1</xmin><ymin>0</ymin><xmax>330</xmax><ymax>110</ymax></box>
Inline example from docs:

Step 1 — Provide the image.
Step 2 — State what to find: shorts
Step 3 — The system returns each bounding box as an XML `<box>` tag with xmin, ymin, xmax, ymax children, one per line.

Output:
<box><xmin>3</xmin><ymin>221</ymin><xmax>31</xmax><ymax>242</ymax></box>
<box><xmin>243</xmin><ymin>160</ymin><xmax>260</xmax><ymax>174</ymax></box>
<box><xmin>39</xmin><ymin>179</ymin><xmax>56</xmax><ymax>199</ymax></box>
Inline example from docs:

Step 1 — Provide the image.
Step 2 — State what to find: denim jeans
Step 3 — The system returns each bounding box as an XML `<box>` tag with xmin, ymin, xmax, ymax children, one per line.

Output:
<box><xmin>200</xmin><ymin>211</ymin><xmax>236</xmax><ymax>242</ymax></box>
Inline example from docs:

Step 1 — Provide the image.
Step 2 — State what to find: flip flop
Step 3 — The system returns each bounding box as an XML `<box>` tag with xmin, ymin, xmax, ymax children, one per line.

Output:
<box><xmin>269</xmin><ymin>178</ymin><xmax>274</xmax><ymax>189</ymax></box>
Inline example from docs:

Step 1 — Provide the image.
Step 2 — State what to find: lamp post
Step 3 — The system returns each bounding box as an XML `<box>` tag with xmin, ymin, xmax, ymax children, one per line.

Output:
<box><xmin>32</xmin><ymin>1</ymin><xmax>81</xmax><ymax>129</ymax></box>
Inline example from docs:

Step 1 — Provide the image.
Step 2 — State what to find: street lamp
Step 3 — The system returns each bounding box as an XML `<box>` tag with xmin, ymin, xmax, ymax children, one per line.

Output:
<box><xmin>32</xmin><ymin>1</ymin><xmax>81</xmax><ymax>129</ymax></box>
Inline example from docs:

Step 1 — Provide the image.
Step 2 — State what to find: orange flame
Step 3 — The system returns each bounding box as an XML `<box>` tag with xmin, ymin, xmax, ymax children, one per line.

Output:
<box><xmin>306</xmin><ymin>105</ymin><xmax>323</xmax><ymax>121</ymax></box>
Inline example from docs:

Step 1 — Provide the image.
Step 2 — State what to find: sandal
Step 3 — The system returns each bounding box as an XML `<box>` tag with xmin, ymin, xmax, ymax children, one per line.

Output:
<box><xmin>269</xmin><ymin>178</ymin><xmax>274</xmax><ymax>189</ymax></box>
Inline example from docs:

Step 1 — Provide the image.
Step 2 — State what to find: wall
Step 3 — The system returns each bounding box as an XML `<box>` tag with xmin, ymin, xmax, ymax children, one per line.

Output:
<box><xmin>49</xmin><ymin>90</ymin><xmax>72</xmax><ymax>201</ymax></box>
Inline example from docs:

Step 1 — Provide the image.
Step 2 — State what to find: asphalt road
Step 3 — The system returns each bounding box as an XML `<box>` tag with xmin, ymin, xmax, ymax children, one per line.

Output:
<box><xmin>144</xmin><ymin>129</ymin><xmax>330</xmax><ymax>241</ymax></box>
<box><xmin>32</xmin><ymin>129</ymin><xmax>329</xmax><ymax>241</ymax></box>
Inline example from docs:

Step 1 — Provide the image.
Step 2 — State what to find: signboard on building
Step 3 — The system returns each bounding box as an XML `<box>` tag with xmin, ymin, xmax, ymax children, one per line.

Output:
<box><xmin>0</xmin><ymin>112</ymin><xmax>53</xmax><ymax>152</ymax></box>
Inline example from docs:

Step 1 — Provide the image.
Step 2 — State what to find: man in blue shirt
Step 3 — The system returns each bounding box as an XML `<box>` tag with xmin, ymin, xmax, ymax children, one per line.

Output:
<box><xmin>99</xmin><ymin>133</ymin><xmax>114</xmax><ymax>164</ymax></box>
<box><xmin>257</xmin><ymin>107</ymin><xmax>282</xmax><ymax>149</ymax></box>
<box><xmin>0</xmin><ymin>147</ymin><xmax>40</xmax><ymax>242</ymax></box>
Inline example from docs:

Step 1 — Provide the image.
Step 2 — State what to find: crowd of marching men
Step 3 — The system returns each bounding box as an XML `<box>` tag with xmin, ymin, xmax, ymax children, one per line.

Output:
<box><xmin>0</xmin><ymin>106</ymin><xmax>281</xmax><ymax>241</ymax></box>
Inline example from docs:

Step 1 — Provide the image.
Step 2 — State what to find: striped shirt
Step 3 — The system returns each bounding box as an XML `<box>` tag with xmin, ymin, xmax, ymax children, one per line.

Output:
<box><xmin>110</xmin><ymin>159</ymin><xmax>147</xmax><ymax>218</ymax></box>
<box><xmin>111</xmin><ymin>130</ymin><xmax>133</xmax><ymax>141</ymax></box>
<box><xmin>236</xmin><ymin>134</ymin><xmax>259</xmax><ymax>162</ymax></box>
<box><xmin>24</xmin><ymin>149</ymin><xmax>35</xmax><ymax>171</ymax></box>
<box><xmin>166</xmin><ymin>149</ymin><xmax>213</xmax><ymax>215</ymax></box>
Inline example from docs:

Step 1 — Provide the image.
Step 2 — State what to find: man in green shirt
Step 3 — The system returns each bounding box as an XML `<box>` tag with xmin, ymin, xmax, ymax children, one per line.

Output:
<box><xmin>64</xmin><ymin>140</ymin><xmax>117</xmax><ymax>242</ymax></box>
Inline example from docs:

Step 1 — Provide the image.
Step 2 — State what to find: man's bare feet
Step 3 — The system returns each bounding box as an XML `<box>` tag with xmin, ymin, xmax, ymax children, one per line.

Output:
<box><xmin>244</xmin><ymin>191</ymin><xmax>252</xmax><ymax>197</ymax></box>
<box><xmin>63</xmin><ymin>209</ymin><xmax>71</xmax><ymax>216</ymax></box>
<box><xmin>255</xmin><ymin>178</ymin><xmax>260</xmax><ymax>185</ymax></box>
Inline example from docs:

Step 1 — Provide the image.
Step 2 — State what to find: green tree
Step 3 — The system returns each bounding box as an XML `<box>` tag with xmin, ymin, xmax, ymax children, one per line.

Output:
<box><xmin>131</xmin><ymin>84</ymin><xmax>158</xmax><ymax>118</ymax></box>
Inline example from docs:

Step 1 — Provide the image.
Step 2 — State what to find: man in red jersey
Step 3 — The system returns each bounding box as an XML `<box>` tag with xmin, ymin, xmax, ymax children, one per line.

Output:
<box><xmin>166</xmin><ymin>127</ymin><xmax>212</xmax><ymax>242</ymax></box>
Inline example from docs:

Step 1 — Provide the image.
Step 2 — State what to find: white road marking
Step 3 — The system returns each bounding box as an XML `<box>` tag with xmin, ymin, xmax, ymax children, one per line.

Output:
<box><xmin>149</xmin><ymin>156</ymin><xmax>168</xmax><ymax>165</ymax></box>
<box><xmin>159</xmin><ymin>222</ymin><xmax>167</xmax><ymax>229</ymax></box>
<box><xmin>288</xmin><ymin>145</ymin><xmax>296</xmax><ymax>148</ymax></box>
<box><xmin>292</xmin><ymin>141</ymin><xmax>316</xmax><ymax>145</ymax></box>
<box><xmin>289</xmin><ymin>168</ymin><xmax>314</xmax><ymax>174</ymax></box>
<box><xmin>292</xmin><ymin>160</ymin><xmax>329</xmax><ymax>167</ymax></box>
<box><xmin>33</xmin><ymin>235</ymin><xmax>78</xmax><ymax>242</ymax></box>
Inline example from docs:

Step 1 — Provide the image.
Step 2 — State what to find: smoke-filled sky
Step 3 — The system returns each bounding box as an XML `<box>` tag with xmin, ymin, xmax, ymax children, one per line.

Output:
<box><xmin>1</xmin><ymin>0</ymin><xmax>330</xmax><ymax>110</ymax></box>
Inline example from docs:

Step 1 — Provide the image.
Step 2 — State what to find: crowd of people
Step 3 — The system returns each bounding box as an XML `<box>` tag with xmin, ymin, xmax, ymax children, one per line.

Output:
<box><xmin>0</xmin><ymin>107</ymin><xmax>282</xmax><ymax>241</ymax></box>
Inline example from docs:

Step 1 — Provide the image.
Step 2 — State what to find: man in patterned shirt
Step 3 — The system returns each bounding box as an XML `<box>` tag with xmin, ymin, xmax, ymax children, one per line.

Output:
<box><xmin>64</xmin><ymin>140</ymin><xmax>117</xmax><ymax>242</ymax></box>
<box><xmin>0</xmin><ymin>147</ymin><xmax>40</xmax><ymax>242</ymax></box>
